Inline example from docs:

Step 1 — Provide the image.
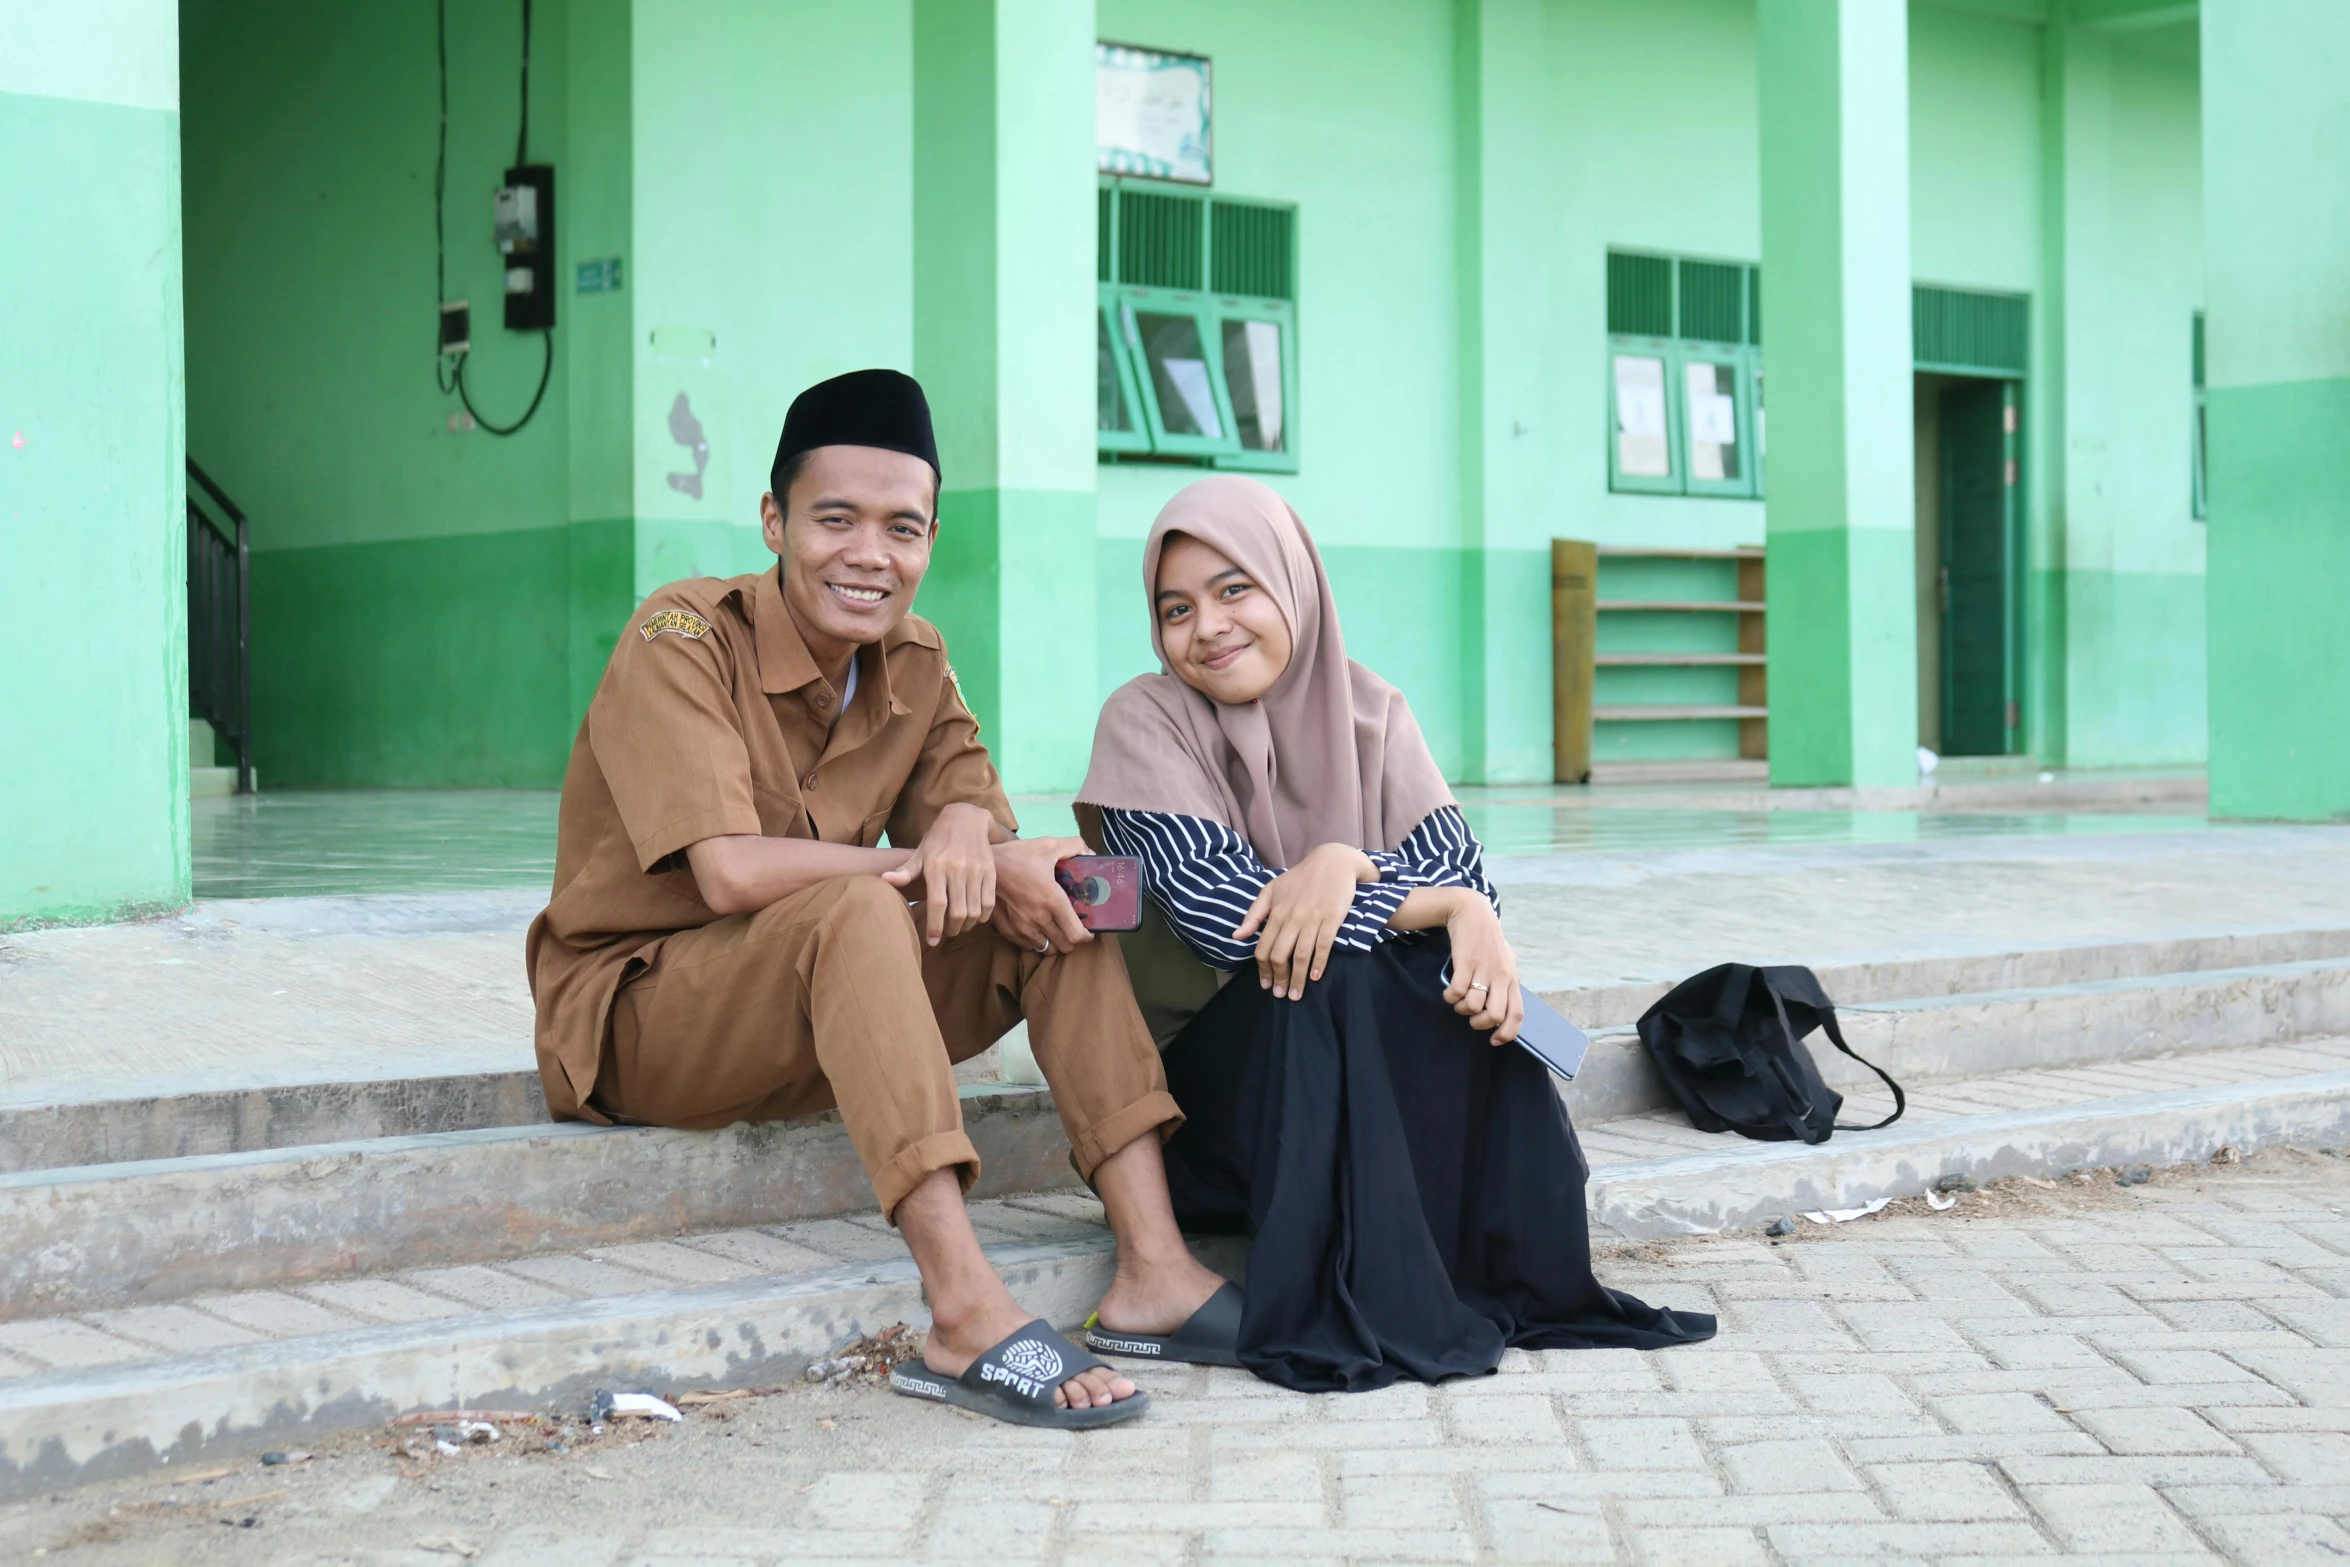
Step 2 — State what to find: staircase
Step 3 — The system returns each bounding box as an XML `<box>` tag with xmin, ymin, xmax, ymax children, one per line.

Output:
<box><xmin>4</xmin><ymin>924</ymin><xmax>2348</xmax><ymax>1498</ymax></box>
<box><xmin>185</xmin><ymin>460</ymin><xmax>253</xmax><ymax>795</ymax></box>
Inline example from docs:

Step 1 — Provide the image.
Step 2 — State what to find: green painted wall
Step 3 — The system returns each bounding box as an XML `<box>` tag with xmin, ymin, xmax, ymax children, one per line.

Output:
<box><xmin>181</xmin><ymin>0</ymin><xmax>609</xmax><ymax>788</ymax></box>
<box><xmin>2201</xmin><ymin>0</ymin><xmax>2350</xmax><ymax>821</ymax></box>
<box><xmin>168</xmin><ymin>0</ymin><xmax>2217</xmax><ymax>803</ymax></box>
<box><xmin>1092</xmin><ymin>0</ymin><xmax>1468</xmax><ymax>770</ymax></box>
<box><xmin>913</xmin><ymin>0</ymin><xmax>1100</xmax><ymax>794</ymax></box>
<box><xmin>629</xmin><ymin>0</ymin><xmax>913</xmax><ymax>590</ymax></box>
<box><xmin>0</xmin><ymin>4</ymin><xmax>190</xmax><ymax>924</ymax></box>
<box><xmin>2045</xmin><ymin>19</ymin><xmax>2206</xmax><ymax>769</ymax></box>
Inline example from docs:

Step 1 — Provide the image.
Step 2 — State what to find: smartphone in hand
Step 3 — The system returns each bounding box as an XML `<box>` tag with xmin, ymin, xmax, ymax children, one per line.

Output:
<box><xmin>1053</xmin><ymin>854</ymin><xmax>1144</xmax><ymax>932</ymax></box>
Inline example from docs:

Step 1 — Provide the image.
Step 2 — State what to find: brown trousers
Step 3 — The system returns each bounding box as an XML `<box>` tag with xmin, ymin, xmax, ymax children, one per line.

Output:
<box><xmin>595</xmin><ymin>874</ymin><xmax>1179</xmax><ymax>1220</ymax></box>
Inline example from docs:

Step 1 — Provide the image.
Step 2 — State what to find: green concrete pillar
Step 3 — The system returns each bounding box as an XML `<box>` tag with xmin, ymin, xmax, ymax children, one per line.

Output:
<box><xmin>912</xmin><ymin>0</ymin><xmax>1098</xmax><ymax>795</ymax></box>
<box><xmin>1453</xmin><ymin>0</ymin><xmax>1554</xmax><ymax>784</ymax></box>
<box><xmin>0</xmin><ymin>3</ymin><xmax>190</xmax><ymax>921</ymax></box>
<box><xmin>1756</xmin><ymin>0</ymin><xmax>1920</xmax><ymax>789</ymax></box>
<box><xmin>2202</xmin><ymin>1</ymin><xmax>2350</xmax><ymax>820</ymax></box>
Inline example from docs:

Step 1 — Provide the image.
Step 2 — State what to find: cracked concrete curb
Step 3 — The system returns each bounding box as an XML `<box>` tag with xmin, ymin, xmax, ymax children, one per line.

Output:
<box><xmin>1589</xmin><ymin>1068</ymin><xmax>2350</xmax><ymax>1236</ymax></box>
<box><xmin>0</xmin><ymin>1239</ymin><xmax>1116</xmax><ymax>1503</ymax></box>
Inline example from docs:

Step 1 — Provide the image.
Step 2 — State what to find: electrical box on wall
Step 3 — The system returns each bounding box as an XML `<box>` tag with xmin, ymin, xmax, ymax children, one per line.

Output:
<box><xmin>494</xmin><ymin>164</ymin><xmax>556</xmax><ymax>331</ymax></box>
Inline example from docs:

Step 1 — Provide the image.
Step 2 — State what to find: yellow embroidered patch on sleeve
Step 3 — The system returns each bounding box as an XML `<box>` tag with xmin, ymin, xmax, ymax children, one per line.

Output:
<box><xmin>945</xmin><ymin>662</ymin><xmax>980</xmax><ymax>735</ymax></box>
<box><xmin>639</xmin><ymin>609</ymin><xmax>712</xmax><ymax>642</ymax></box>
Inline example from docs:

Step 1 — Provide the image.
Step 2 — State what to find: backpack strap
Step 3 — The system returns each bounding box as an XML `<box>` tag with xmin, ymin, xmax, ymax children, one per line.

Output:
<box><xmin>1757</xmin><ymin>986</ymin><xmax>1828</xmax><ymax>1143</ymax></box>
<box><xmin>1763</xmin><ymin>985</ymin><xmax>1906</xmax><ymax>1132</ymax></box>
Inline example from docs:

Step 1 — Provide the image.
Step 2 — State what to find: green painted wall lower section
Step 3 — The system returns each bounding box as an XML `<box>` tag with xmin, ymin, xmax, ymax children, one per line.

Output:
<box><xmin>2061</xmin><ymin>568</ymin><xmax>2206</xmax><ymax>768</ymax></box>
<box><xmin>0</xmin><ymin>87</ymin><xmax>189</xmax><ymax>925</ymax></box>
<box><xmin>920</xmin><ymin>488</ymin><xmax>1098</xmax><ymax>795</ymax></box>
<box><xmin>1765</xmin><ymin>526</ymin><xmax>1919</xmax><ymax>789</ymax></box>
<box><xmin>2206</xmin><ymin>376</ymin><xmax>2350</xmax><ymax>821</ymax></box>
<box><xmin>253</xmin><ymin>522</ymin><xmax>636</xmax><ymax>789</ymax></box>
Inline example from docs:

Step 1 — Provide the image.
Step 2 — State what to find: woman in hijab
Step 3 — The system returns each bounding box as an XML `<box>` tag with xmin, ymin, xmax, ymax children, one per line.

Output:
<box><xmin>1075</xmin><ymin>476</ymin><xmax>1714</xmax><ymax>1393</ymax></box>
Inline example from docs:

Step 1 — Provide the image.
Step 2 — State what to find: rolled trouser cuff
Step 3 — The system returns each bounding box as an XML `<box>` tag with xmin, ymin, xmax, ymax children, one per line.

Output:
<box><xmin>872</xmin><ymin>1128</ymin><xmax>982</xmax><ymax>1225</ymax></box>
<box><xmin>1066</xmin><ymin>1089</ymin><xmax>1185</xmax><ymax>1186</ymax></box>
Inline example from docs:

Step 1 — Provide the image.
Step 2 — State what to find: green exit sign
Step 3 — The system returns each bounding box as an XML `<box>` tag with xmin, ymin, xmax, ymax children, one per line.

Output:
<box><xmin>576</xmin><ymin>257</ymin><xmax>623</xmax><ymax>294</ymax></box>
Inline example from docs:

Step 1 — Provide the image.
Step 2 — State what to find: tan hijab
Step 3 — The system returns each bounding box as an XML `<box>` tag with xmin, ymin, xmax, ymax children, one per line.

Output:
<box><xmin>1077</xmin><ymin>476</ymin><xmax>1454</xmax><ymax>868</ymax></box>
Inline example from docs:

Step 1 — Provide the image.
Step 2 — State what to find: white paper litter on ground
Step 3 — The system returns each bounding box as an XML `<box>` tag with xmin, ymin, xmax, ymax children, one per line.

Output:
<box><xmin>605</xmin><ymin>1393</ymin><xmax>682</xmax><ymax>1422</ymax></box>
<box><xmin>1800</xmin><ymin>1198</ymin><xmax>1892</xmax><ymax>1224</ymax></box>
<box><xmin>1925</xmin><ymin>1189</ymin><xmax>1957</xmax><ymax>1210</ymax></box>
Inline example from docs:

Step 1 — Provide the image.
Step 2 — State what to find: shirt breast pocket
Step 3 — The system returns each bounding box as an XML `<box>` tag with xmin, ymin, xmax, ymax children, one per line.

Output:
<box><xmin>859</xmin><ymin>806</ymin><xmax>894</xmax><ymax>849</ymax></box>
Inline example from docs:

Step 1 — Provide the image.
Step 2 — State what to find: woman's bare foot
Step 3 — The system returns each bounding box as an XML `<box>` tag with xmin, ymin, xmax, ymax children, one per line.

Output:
<box><xmin>922</xmin><ymin>1292</ymin><xmax>1138</xmax><ymax>1410</ymax></box>
<box><xmin>1092</xmin><ymin>1252</ymin><xmax>1228</xmax><ymax>1337</ymax></box>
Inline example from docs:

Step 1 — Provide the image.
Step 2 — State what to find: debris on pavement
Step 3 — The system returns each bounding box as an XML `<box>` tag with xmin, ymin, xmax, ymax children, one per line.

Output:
<box><xmin>589</xmin><ymin>1391</ymin><xmax>683</xmax><ymax>1423</ymax></box>
<box><xmin>2212</xmin><ymin>1145</ymin><xmax>2242</xmax><ymax>1164</ymax></box>
<box><xmin>1924</xmin><ymin>1189</ymin><xmax>1956</xmax><ymax>1210</ymax></box>
<box><xmin>257</xmin><ymin>1451</ymin><xmax>310</xmax><ymax>1467</ymax></box>
<box><xmin>1933</xmin><ymin>1173</ymin><xmax>1978</xmax><ymax>1193</ymax></box>
<box><xmin>2117</xmin><ymin>1163</ymin><xmax>2154</xmax><ymax>1186</ymax></box>
<box><xmin>677</xmin><ymin>1387</ymin><xmax>782</xmax><ymax>1405</ymax></box>
<box><xmin>1763</xmin><ymin>1216</ymin><xmax>1795</xmax><ymax>1237</ymax></box>
<box><xmin>804</xmin><ymin>1323</ymin><xmax>920</xmax><ymax>1386</ymax></box>
<box><xmin>1800</xmin><ymin>1197</ymin><xmax>1892</xmax><ymax>1224</ymax></box>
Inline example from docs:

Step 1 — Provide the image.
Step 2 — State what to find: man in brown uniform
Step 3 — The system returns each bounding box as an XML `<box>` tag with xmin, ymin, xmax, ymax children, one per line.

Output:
<box><xmin>527</xmin><ymin>370</ymin><xmax>1227</xmax><ymax>1427</ymax></box>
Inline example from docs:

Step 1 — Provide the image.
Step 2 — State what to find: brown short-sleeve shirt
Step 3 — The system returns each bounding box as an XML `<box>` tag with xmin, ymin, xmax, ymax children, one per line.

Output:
<box><xmin>524</xmin><ymin>566</ymin><xmax>1016</xmax><ymax>1118</ymax></box>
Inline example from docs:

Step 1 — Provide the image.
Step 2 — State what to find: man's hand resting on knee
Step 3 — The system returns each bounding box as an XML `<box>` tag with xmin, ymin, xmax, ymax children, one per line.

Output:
<box><xmin>882</xmin><ymin>801</ymin><xmax>1001</xmax><ymax>946</ymax></box>
<box><xmin>989</xmin><ymin>836</ymin><xmax>1094</xmax><ymax>956</ymax></box>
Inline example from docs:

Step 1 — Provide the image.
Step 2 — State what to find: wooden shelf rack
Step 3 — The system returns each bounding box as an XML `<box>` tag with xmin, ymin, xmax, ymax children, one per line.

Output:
<box><xmin>1551</xmin><ymin>542</ymin><xmax>1767</xmax><ymax>782</ymax></box>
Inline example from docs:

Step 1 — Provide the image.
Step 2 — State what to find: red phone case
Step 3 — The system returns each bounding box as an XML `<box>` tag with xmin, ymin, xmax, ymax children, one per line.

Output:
<box><xmin>1054</xmin><ymin>855</ymin><xmax>1144</xmax><ymax>932</ymax></box>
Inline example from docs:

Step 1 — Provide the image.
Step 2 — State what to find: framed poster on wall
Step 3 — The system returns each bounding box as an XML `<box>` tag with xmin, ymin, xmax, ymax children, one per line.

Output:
<box><xmin>1097</xmin><ymin>43</ymin><xmax>1211</xmax><ymax>185</ymax></box>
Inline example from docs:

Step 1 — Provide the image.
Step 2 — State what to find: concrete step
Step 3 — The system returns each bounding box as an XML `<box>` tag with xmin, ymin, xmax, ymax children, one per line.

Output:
<box><xmin>0</xmin><ymin>1070</ymin><xmax>545</xmax><ymax>1176</ymax></box>
<box><xmin>0</xmin><ymin>1087</ymin><xmax>1070</xmax><ymax>1323</ymax></box>
<box><xmin>9</xmin><ymin>950</ymin><xmax>2350</xmax><ymax>1320</ymax></box>
<box><xmin>16</xmin><ymin>926</ymin><xmax>2347</xmax><ymax>1173</ymax></box>
<box><xmin>1559</xmin><ymin>953</ymin><xmax>2350</xmax><ymax>1121</ymax></box>
<box><xmin>1543</xmin><ymin>925</ymin><xmax>2350</xmax><ymax>1029</ymax></box>
<box><xmin>2</xmin><ymin>1034</ymin><xmax>2341</xmax><ymax>1501</ymax></box>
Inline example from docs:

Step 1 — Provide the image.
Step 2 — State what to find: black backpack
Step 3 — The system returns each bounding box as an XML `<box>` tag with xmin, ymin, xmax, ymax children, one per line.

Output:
<box><xmin>1634</xmin><ymin>964</ymin><xmax>1905</xmax><ymax>1144</ymax></box>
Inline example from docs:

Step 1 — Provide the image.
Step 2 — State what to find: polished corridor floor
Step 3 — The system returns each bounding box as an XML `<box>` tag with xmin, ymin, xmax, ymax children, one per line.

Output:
<box><xmin>191</xmin><ymin>780</ymin><xmax>2213</xmax><ymax>901</ymax></box>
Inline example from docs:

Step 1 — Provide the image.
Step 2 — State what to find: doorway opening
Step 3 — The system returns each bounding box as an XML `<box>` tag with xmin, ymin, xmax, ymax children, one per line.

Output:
<box><xmin>1914</xmin><ymin>372</ymin><xmax>2022</xmax><ymax>757</ymax></box>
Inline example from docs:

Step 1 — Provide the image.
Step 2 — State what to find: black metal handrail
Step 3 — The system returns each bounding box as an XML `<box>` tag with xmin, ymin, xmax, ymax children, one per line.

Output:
<box><xmin>186</xmin><ymin>459</ymin><xmax>253</xmax><ymax>793</ymax></box>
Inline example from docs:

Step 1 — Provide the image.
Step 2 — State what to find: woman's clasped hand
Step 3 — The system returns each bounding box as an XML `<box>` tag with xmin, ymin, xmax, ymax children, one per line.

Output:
<box><xmin>1232</xmin><ymin>841</ymin><xmax>1377</xmax><ymax>999</ymax></box>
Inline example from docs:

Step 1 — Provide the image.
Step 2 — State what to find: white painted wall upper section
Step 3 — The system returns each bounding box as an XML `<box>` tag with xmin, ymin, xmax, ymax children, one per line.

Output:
<box><xmin>0</xmin><ymin>0</ymin><xmax>180</xmax><ymax>111</ymax></box>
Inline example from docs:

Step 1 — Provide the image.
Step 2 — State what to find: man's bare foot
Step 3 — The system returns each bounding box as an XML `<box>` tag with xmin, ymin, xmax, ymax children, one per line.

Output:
<box><xmin>1093</xmin><ymin>1252</ymin><xmax>1229</xmax><ymax>1338</ymax></box>
<box><xmin>923</xmin><ymin>1292</ymin><xmax>1138</xmax><ymax>1410</ymax></box>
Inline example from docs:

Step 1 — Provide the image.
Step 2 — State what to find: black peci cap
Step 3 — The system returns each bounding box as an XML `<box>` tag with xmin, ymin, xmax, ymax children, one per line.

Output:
<box><xmin>770</xmin><ymin>368</ymin><xmax>940</xmax><ymax>498</ymax></box>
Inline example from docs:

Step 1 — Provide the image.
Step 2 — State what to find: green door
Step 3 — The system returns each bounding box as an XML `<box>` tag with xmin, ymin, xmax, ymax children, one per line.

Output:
<box><xmin>1939</xmin><ymin>379</ymin><xmax>2019</xmax><ymax>755</ymax></box>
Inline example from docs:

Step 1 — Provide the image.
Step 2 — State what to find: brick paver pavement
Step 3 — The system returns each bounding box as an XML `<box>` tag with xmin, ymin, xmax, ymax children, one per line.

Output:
<box><xmin>14</xmin><ymin>1150</ymin><xmax>2350</xmax><ymax>1566</ymax></box>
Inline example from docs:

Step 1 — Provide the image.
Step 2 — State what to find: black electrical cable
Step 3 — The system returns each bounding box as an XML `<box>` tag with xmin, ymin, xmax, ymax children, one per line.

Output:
<box><xmin>433</xmin><ymin>0</ymin><xmax>457</xmax><ymax>394</ymax></box>
<box><xmin>435</xmin><ymin>0</ymin><xmax>552</xmax><ymax>437</ymax></box>
<box><xmin>456</xmin><ymin>329</ymin><xmax>553</xmax><ymax>436</ymax></box>
<box><xmin>517</xmin><ymin>0</ymin><xmax>532</xmax><ymax>165</ymax></box>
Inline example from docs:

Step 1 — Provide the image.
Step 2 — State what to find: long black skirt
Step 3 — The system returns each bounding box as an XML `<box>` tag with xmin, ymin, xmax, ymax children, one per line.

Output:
<box><xmin>1160</xmin><ymin>935</ymin><xmax>1715</xmax><ymax>1392</ymax></box>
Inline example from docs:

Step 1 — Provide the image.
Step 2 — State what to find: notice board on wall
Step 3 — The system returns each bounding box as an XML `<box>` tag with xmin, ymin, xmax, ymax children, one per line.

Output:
<box><xmin>1097</xmin><ymin>42</ymin><xmax>1211</xmax><ymax>185</ymax></box>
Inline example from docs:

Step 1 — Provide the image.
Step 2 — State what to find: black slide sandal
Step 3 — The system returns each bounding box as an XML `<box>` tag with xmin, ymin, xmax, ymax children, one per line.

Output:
<box><xmin>889</xmin><ymin>1320</ymin><xmax>1149</xmax><ymax>1429</ymax></box>
<box><xmin>1084</xmin><ymin>1281</ymin><xmax>1246</xmax><ymax>1369</ymax></box>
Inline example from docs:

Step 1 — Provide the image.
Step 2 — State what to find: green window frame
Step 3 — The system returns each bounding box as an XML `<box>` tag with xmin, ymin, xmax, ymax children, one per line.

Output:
<box><xmin>1119</xmin><ymin>287</ymin><xmax>1235</xmax><ymax>458</ymax></box>
<box><xmin>2191</xmin><ymin>311</ymin><xmax>2208</xmax><ymax>521</ymax></box>
<box><xmin>1098</xmin><ymin>180</ymin><xmax>1299</xmax><ymax>472</ymax></box>
<box><xmin>1096</xmin><ymin>295</ymin><xmax>1152</xmax><ymax>455</ymax></box>
<box><xmin>1604</xmin><ymin>251</ymin><xmax>1763</xmax><ymax>499</ymax></box>
<box><xmin>1607</xmin><ymin>339</ymin><xmax>1681</xmax><ymax>494</ymax></box>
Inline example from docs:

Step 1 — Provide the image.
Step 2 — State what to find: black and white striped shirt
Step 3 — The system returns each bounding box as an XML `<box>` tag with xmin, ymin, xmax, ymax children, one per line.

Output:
<box><xmin>1097</xmin><ymin>804</ymin><xmax>1499</xmax><ymax>971</ymax></box>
